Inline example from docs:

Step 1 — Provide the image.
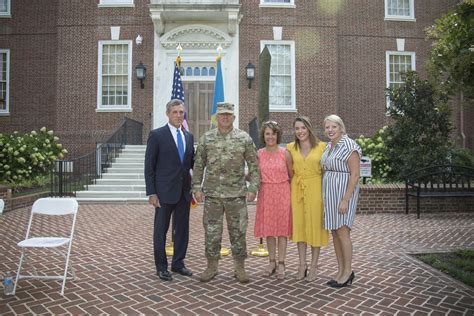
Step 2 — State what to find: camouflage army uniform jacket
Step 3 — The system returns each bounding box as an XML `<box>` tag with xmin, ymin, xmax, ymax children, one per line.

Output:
<box><xmin>192</xmin><ymin>127</ymin><xmax>260</xmax><ymax>198</ymax></box>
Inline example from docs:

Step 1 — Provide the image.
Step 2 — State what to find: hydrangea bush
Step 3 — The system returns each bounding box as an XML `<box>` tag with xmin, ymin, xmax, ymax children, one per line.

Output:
<box><xmin>0</xmin><ymin>127</ymin><xmax>68</xmax><ymax>185</ymax></box>
<box><xmin>356</xmin><ymin>127</ymin><xmax>391</xmax><ymax>183</ymax></box>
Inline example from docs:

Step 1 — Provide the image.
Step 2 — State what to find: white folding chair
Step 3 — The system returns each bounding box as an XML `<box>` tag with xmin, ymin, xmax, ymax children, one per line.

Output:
<box><xmin>13</xmin><ymin>197</ymin><xmax>79</xmax><ymax>296</ymax></box>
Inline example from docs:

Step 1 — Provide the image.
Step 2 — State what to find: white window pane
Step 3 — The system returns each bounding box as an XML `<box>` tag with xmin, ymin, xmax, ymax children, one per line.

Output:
<box><xmin>387</xmin><ymin>0</ymin><xmax>411</xmax><ymax>17</ymax></box>
<box><xmin>267</xmin><ymin>43</ymin><xmax>293</xmax><ymax>108</ymax></box>
<box><xmin>0</xmin><ymin>1</ymin><xmax>7</xmax><ymax>12</ymax></box>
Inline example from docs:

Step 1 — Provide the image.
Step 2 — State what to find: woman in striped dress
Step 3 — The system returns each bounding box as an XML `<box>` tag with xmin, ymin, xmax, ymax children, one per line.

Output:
<box><xmin>321</xmin><ymin>115</ymin><xmax>361</xmax><ymax>288</ymax></box>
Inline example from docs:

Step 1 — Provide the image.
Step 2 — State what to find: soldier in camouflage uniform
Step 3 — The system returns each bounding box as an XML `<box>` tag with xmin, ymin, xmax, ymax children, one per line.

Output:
<box><xmin>192</xmin><ymin>102</ymin><xmax>260</xmax><ymax>283</ymax></box>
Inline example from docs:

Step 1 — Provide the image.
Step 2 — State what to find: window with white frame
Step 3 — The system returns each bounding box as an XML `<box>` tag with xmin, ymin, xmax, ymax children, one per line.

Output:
<box><xmin>97</xmin><ymin>41</ymin><xmax>132</xmax><ymax>111</ymax></box>
<box><xmin>386</xmin><ymin>51</ymin><xmax>415</xmax><ymax>104</ymax></box>
<box><xmin>260</xmin><ymin>0</ymin><xmax>295</xmax><ymax>8</ymax></box>
<box><xmin>0</xmin><ymin>0</ymin><xmax>11</xmax><ymax>17</ymax></box>
<box><xmin>385</xmin><ymin>0</ymin><xmax>415</xmax><ymax>20</ymax></box>
<box><xmin>261</xmin><ymin>41</ymin><xmax>296</xmax><ymax>111</ymax></box>
<box><xmin>0</xmin><ymin>50</ymin><xmax>9</xmax><ymax>114</ymax></box>
<box><xmin>98</xmin><ymin>0</ymin><xmax>134</xmax><ymax>7</ymax></box>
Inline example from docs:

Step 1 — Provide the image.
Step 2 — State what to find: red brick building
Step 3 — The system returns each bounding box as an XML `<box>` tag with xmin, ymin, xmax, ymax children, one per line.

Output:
<box><xmin>0</xmin><ymin>0</ymin><xmax>472</xmax><ymax>157</ymax></box>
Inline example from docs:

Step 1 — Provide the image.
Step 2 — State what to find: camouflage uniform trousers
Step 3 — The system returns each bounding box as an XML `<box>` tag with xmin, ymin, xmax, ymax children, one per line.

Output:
<box><xmin>203</xmin><ymin>196</ymin><xmax>248</xmax><ymax>259</ymax></box>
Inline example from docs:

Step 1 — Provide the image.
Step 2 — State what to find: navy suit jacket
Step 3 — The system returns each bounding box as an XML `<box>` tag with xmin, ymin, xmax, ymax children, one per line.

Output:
<box><xmin>144</xmin><ymin>125</ymin><xmax>194</xmax><ymax>204</ymax></box>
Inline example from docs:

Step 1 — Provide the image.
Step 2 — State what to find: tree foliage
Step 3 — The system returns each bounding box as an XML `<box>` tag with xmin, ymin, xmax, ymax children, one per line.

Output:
<box><xmin>384</xmin><ymin>71</ymin><xmax>453</xmax><ymax>181</ymax></box>
<box><xmin>425</xmin><ymin>2</ymin><xmax>474</xmax><ymax>101</ymax></box>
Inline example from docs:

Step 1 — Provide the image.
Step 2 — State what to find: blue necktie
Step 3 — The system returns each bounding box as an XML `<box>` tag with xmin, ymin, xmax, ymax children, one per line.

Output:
<box><xmin>176</xmin><ymin>128</ymin><xmax>185</xmax><ymax>162</ymax></box>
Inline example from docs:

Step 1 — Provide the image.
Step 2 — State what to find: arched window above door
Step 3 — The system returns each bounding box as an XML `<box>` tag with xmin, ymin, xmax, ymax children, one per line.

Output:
<box><xmin>181</xmin><ymin>64</ymin><xmax>216</xmax><ymax>79</ymax></box>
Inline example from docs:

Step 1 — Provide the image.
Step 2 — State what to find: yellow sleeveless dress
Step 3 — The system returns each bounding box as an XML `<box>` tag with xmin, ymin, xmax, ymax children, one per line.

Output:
<box><xmin>287</xmin><ymin>142</ymin><xmax>329</xmax><ymax>247</ymax></box>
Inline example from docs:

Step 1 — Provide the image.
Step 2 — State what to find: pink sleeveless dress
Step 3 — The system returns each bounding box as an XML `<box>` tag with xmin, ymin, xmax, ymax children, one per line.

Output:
<box><xmin>254</xmin><ymin>147</ymin><xmax>292</xmax><ymax>237</ymax></box>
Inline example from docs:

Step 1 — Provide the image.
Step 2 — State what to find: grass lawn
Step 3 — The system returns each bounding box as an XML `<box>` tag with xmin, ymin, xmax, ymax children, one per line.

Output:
<box><xmin>415</xmin><ymin>249</ymin><xmax>474</xmax><ymax>287</ymax></box>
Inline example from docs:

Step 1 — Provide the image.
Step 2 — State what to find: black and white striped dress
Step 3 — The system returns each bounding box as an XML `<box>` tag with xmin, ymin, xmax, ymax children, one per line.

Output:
<box><xmin>321</xmin><ymin>135</ymin><xmax>362</xmax><ymax>230</ymax></box>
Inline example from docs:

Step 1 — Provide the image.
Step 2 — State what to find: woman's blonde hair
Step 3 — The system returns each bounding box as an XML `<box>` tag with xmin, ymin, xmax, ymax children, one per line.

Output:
<box><xmin>323</xmin><ymin>114</ymin><xmax>346</xmax><ymax>134</ymax></box>
<box><xmin>293</xmin><ymin>116</ymin><xmax>319</xmax><ymax>150</ymax></box>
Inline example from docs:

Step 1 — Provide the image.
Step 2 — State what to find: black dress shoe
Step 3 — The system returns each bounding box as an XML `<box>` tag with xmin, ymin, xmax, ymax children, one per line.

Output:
<box><xmin>171</xmin><ymin>266</ymin><xmax>193</xmax><ymax>276</ymax></box>
<box><xmin>157</xmin><ymin>270</ymin><xmax>173</xmax><ymax>281</ymax></box>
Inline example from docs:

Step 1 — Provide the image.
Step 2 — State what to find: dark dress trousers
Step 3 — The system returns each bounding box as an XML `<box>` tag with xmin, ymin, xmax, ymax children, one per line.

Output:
<box><xmin>144</xmin><ymin>124</ymin><xmax>194</xmax><ymax>272</ymax></box>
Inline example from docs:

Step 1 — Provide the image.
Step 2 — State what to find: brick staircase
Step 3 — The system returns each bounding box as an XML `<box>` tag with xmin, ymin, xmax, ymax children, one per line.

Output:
<box><xmin>75</xmin><ymin>145</ymin><xmax>148</xmax><ymax>203</ymax></box>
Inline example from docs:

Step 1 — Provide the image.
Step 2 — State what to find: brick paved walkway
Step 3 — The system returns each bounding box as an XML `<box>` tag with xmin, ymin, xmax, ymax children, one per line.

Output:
<box><xmin>1</xmin><ymin>204</ymin><xmax>473</xmax><ymax>315</ymax></box>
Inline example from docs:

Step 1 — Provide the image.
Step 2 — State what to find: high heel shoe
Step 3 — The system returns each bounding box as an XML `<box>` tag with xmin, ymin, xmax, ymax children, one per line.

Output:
<box><xmin>276</xmin><ymin>261</ymin><xmax>285</xmax><ymax>280</ymax></box>
<box><xmin>326</xmin><ymin>279</ymin><xmax>337</xmax><ymax>285</ymax></box>
<box><xmin>329</xmin><ymin>271</ymin><xmax>355</xmax><ymax>288</ymax></box>
<box><xmin>263</xmin><ymin>259</ymin><xmax>276</xmax><ymax>277</ymax></box>
<box><xmin>296</xmin><ymin>264</ymin><xmax>307</xmax><ymax>281</ymax></box>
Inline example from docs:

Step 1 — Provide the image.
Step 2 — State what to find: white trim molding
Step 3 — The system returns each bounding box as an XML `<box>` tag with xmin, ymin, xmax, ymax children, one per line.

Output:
<box><xmin>160</xmin><ymin>24</ymin><xmax>232</xmax><ymax>50</ymax></box>
<box><xmin>98</xmin><ymin>0</ymin><xmax>134</xmax><ymax>8</ymax></box>
<box><xmin>149</xmin><ymin>1</ymin><xmax>241</xmax><ymax>36</ymax></box>
<box><xmin>0</xmin><ymin>49</ymin><xmax>10</xmax><ymax>115</ymax></box>
<box><xmin>396</xmin><ymin>38</ymin><xmax>405</xmax><ymax>51</ymax></box>
<box><xmin>259</xmin><ymin>0</ymin><xmax>295</xmax><ymax>9</ymax></box>
<box><xmin>0</xmin><ymin>0</ymin><xmax>11</xmax><ymax>18</ymax></box>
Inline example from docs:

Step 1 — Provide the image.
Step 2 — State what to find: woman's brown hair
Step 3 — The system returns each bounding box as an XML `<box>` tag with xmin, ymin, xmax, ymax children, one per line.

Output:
<box><xmin>293</xmin><ymin>116</ymin><xmax>319</xmax><ymax>150</ymax></box>
<box><xmin>259</xmin><ymin>120</ymin><xmax>282</xmax><ymax>145</ymax></box>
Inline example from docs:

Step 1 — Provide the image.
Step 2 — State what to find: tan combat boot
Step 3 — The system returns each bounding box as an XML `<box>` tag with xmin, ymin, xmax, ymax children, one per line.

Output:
<box><xmin>199</xmin><ymin>258</ymin><xmax>218</xmax><ymax>282</ymax></box>
<box><xmin>234</xmin><ymin>258</ymin><xmax>250</xmax><ymax>283</ymax></box>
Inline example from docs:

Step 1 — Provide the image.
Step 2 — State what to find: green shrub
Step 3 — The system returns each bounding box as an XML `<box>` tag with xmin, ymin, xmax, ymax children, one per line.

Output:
<box><xmin>0</xmin><ymin>127</ymin><xmax>68</xmax><ymax>185</ymax></box>
<box><xmin>356</xmin><ymin>126</ymin><xmax>391</xmax><ymax>183</ymax></box>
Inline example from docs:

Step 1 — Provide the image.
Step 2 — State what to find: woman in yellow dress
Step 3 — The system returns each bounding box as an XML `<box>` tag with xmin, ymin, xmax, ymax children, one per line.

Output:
<box><xmin>286</xmin><ymin>116</ymin><xmax>329</xmax><ymax>282</ymax></box>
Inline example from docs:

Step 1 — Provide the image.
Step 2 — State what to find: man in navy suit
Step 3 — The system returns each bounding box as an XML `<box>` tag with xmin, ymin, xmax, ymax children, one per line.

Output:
<box><xmin>145</xmin><ymin>99</ymin><xmax>194</xmax><ymax>281</ymax></box>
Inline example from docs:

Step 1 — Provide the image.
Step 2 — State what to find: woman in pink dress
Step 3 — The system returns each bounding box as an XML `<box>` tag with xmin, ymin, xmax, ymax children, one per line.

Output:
<box><xmin>254</xmin><ymin>121</ymin><xmax>292</xmax><ymax>279</ymax></box>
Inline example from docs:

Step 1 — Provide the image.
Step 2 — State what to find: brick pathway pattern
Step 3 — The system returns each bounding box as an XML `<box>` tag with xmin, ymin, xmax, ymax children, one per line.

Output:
<box><xmin>0</xmin><ymin>204</ymin><xmax>473</xmax><ymax>315</ymax></box>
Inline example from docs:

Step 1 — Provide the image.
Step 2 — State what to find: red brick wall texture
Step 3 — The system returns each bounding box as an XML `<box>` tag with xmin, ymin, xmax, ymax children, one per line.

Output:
<box><xmin>0</xmin><ymin>0</ymin><xmax>472</xmax><ymax>157</ymax></box>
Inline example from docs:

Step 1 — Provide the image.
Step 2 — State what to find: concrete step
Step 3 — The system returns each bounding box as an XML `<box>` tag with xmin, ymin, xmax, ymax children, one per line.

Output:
<box><xmin>123</xmin><ymin>145</ymin><xmax>147</xmax><ymax>149</ymax></box>
<box><xmin>75</xmin><ymin>191</ymin><xmax>148</xmax><ymax>198</ymax></box>
<box><xmin>114</xmin><ymin>157</ymin><xmax>145</xmax><ymax>163</ymax></box>
<box><xmin>110</xmin><ymin>162</ymin><xmax>144</xmax><ymax>169</ymax></box>
<box><xmin>120</xmin><ymin>148</ymin><xmax>146</xmax><ymax>153</ymax></box>
<box><xmin>101</xmin><ymin>173</ymin><xmax>144</xmax><ymax>179</ymax></box>
<box><xmin>75</xmin><ymin>144</ymin><xmax>149</xmax><ymax>203</ymax></box>
<box><xmin>117</xmin><ymin>153</ymin><xmax>145</xmax><ymax>158</ymax></box>
<box><xmin>95</xmin><ymin>179</ymin><xmax>145</xmax><ymax>185</ymax></box>
<box><xmin>86</xmin><ymin>184</ymin><xmax>146</xmax><ymax>191</ymax></box>
<box><xmin>107</xmin><ymin>168</ymin><xmax>144</xmax><ymax>173</ymax></box>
